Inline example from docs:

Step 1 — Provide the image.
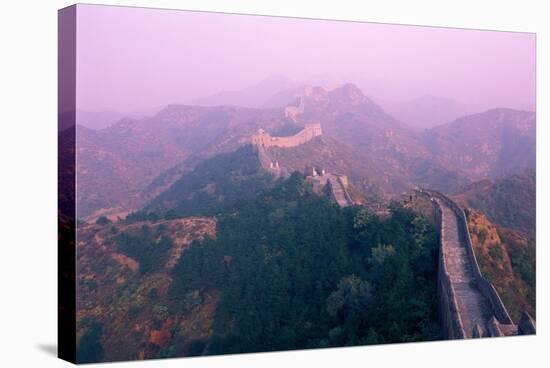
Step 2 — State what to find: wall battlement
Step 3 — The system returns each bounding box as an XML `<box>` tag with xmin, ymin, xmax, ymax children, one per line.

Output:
<box><xmin>403</xmin><ymin>189</ymin><xmax>536</xmax><ymax>339</ymax></box>
<box><xmin>255</xmin><ymin>143</ymin><xmax>283</xmax><ymax>178</ymax></box>
<box><xmin>284</xmin><ymin>96</ymin><xmax>305</xmax><ymax>122</ymax></box>
<box><xmin>306</xmin><ymin>167</ymin><xmax>354</xmax><ymax>207</ymax></box>
<box><xmin>251</xmin><ymin>123</ymin><xmax>322</xmax><ymax>148</ymax></box>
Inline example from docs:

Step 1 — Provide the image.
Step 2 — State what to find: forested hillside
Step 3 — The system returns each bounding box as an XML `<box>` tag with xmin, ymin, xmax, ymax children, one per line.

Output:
<box><xmin>466</xmin><ymin>209</ymin><xmax>536</xmax><ymax>321</ymax></box>
<box><xmin>454</xmin><ymin>170</ymin><xmax>535</xmax><ymax>237</ymax></box>
<box><xmin>76</xmin><ymin>173</ymin><xmax>442</xmax><ymax>361</ymax></box>
<box><xmin>145</xmin><ymin>145</ymin><xmax>275</xmax><ymax>218</ymax></box>
<box><xmin>168</xmin><ymin>173</ymin><xmax>441</xmax><ymax>355</ymax></box>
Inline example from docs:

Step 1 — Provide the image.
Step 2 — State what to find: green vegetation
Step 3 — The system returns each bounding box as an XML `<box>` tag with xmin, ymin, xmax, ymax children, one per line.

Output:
<box><xmin>488</xmin><ymin>244</ymin><xmax>504</xmax><ymax>262</ymax></box>
<box><xmin>124</xmin><ymin>211</ymin><xmax>159</xmax><ymax>223</ymax></box>
<box><xmin>146</xmin><ymin>145</ymin><xmax>275</xmax><ymax>218</ymax></box>
<box><xmin>77</xmin><ymin>317</ymin><xmax>104</xmax><ymax>363</ymax></box>
<box><xmin>168</xmin><ymin>172</ymin><xmax>440</xmax><ymax>355</ymax></box>
<box><xmin>504</xmin><ymin>233</ymin><xmax>536</xmax><ymax>312</ymax></box>
<box><xmin>116</xmin><ymin>225</ymin><xmax>173</xmax><ymax>274</ymax></box>
<box><xmin>478</xmin><ymin>226</ymin><xmax>488</xmax><ymax>244</ymax></box>
<box><xmin>470</xmin><ymin>211</ymin><xmax>536</xmax><ymax>321</ymax></box>
<box><xmin>509</xmin><ymin>238</ymin><xmax>536</xmax><ymax>286</ymax></box>
<box><xmin>475</xmin><ymin>250</ymin><xmax>496</xmax><ymax>283</ymax></box>
<box><xmin>96</xmin><ymin>216</ymin><xmax>111</xmax><ymax>225</ymax></box>
<box><xmin>465</xmin><ymin>170</ymin><xmax>535</xmax><ymax>236</ymax></box>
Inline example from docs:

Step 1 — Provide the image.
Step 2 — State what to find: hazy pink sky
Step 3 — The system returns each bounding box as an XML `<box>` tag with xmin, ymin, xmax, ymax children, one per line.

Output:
<box><xmin>76</xmin><ymin>4</ymin><xmax>535</xmax><ymax>113</ymax></box>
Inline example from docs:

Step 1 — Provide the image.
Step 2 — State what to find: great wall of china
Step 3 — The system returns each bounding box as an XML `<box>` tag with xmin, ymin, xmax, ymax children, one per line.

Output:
<box><xmin>305</xmin><ymin>168</ymin><xmax>354</xmax><ymax>207</ymax></box>
<box><xmin>251</xmin><ymin>122</ymin><xmax>536</xmax><ymax>339</ymax></box>
<box><xmin>404</xmin><ymin>189</ymin><xmax>536</xmax><ymax>338</ymax></box>
<box><xmin>251</xmin><ymin>122</ymin><xmax>354</xmax><ymax>207</ymax></box>
<box><xmin>251</xmin><ymin>122</ymin><xmax>322</xmax><ymax>148</ymax></box>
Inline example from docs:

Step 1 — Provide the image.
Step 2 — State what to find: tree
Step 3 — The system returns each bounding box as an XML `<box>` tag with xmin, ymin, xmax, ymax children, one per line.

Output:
<box><xmin>116</xmin><ymin>227</ymin><xmax>173</xmax><ymax>274</ymax></box>
<box><xmin>327</xmin><ymin>275</ymin><xmax>372</xmax><ymax>320</ymax></box>
<box><xmin>95</xmin><ymin>216</ymin><xmax>111</xmax><ymax>225</ymax></box>
<box><xmin>167</xmin><ymin>176</ymin><xmax>440</xmax><ymax>352</ymax></box>
<box><xmin>77</xmin><ymin>319</ymin><xmax>104</xmax><ymax>363</ymax></box>
<box><xmin>370</xmin><ymin>244</ymin><xmax>396</xmax><ymax>266</ymax></box>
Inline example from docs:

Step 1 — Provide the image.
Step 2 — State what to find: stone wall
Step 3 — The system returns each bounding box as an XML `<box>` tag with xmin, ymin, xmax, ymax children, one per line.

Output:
<box><xmin>284</xmin><ymin>96</ymin><xmax>305</xmax><ymax>122</ymax></box>
<box><xmin>402</xmin><ymin>191</ymin><xmax>440</xmax><ymax>228</ymax></box>
<box><xmin>427</xmin><ymin>190</ymin><xmax>514</xmax><ymax>325</ymax></box>
<box><xmin>251</xmin><ymin>123</ymin><xmax>322</xmax><ymax>148</ymax></box>
<box><xmin>406</xmin><ymin>189</ymin><xmax>526</xmax><ymax>338</ymax></box>
<box><xmin>438</xmin><ymin>254</ymin><xmax>467</xmax><ymax>339</ymax></box>
<box><xmin>256</xmin><ymin>144</ymin><xmax>282</xmax><ymax>178</ymax></box>
<box><xmin>407</xmin><ymin>190</ymin><xmax>465</xmax><ymax>339</ymax></box>
<box><xmin>306</xmin><ymin>171</ymin><xmax>353</xmax><ymax>207</ymax></box>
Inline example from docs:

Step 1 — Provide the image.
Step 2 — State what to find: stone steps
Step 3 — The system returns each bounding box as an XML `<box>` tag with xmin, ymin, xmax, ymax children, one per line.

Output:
<box><xmin>328</xmin><ymin>177</ymin><xmax>352</xmax><ymax>207</ymax></box>
<box><xmin>437</xmin><ymin>199</ymin><xmax>494</xmax><ymax>338</ymax></box>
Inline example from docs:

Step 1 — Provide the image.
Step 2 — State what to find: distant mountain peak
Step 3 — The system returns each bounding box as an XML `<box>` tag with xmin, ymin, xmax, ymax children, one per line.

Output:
<box><xmin>302</xmin><ymin>85</ymin><xmax>329</xmax><ymax>97</ymax></box>
<box><xmin>378</xmin><ymin>93</ymin><xmax>471</xmax><ymax>130</ymax></box>
<box><xmin>329</xmin><ymin>83</ymin><xmax>365</xmax><ymax>105</ymax></box>
<box><xmin>481</xmin><ymin>107</ymin><xmax>535</xmax><ymax>115</ymax></box>
<box><xmin>191</xmin><ymin>75</ymin><xmax>296</xmax><ymax>108</ymax></box>
<box><xmin>338</xmin><ymin>82</ymin><xmax>364</xmax><ymax>95</ymax></box>
<box><xmin>260</xmin><ymin>73</ymin><xmax>292</xmax><ymax>85</ymax></box>
<box><xmin>297</xmin><ymin>83</ymin><xmax>367</xmax><ymax>106</ymax></box>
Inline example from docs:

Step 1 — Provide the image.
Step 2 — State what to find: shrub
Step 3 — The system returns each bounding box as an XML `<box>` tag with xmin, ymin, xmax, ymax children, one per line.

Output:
<box><xmin>96</xmin><ymin>216</ymin><xmax>111</xmax><ymax>225</ymax></box>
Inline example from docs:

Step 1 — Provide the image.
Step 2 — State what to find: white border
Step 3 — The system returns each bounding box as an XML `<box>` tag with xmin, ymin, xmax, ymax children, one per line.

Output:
<box><xmin>0</xmin><ymin>1</ymin><xmax>547</xmax><ymax>367</ymax></box>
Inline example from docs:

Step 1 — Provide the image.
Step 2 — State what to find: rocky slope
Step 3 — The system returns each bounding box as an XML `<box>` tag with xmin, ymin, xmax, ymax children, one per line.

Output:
<box><xmin>267</xmin><ymin>135</ymin><xmax>405</xmax><ymax>200</ymax></box>
<box><xmin>76</xmin><ymin>216</ymin><xmax>217</xmax><ymax>361</ymax></box>
<box><xmin>422</xmin><ymin>108</ymin><xmax>535</xmax><ymax>181</ymax></box>
<box><xmin>466</xmin><ymin>209</ymin><xmax>535</xmax><ymax>322</ymax></box>
<box><xmin>77</xmin><ymin>83</ymin><xmax>536</xmax><ymax>219</ymax></box>
<box><xmin>145</xmin><ymin>145</ymin><xmax>275</xmax><ymax>217</ymax></box>
<box><xmin>453</xmin><ymin>170</ymin><xmax>535</xmax><ymax>237</ymax></box>
<box><xmin>379</xmin><ymin>94</ymin><xmax>471</xmax><ymax>130</ymax></box>
<box><xmin>76</xmin><ymin>105</ymin><xmax>284</xmax><ymax>219</ymax></box>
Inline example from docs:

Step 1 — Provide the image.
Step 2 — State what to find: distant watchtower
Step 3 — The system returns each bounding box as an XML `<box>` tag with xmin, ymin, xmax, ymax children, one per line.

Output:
<box><xmin>284</xmin><ymin>96</ymin><xmax>305</xmax><ymax>122</ymax></box>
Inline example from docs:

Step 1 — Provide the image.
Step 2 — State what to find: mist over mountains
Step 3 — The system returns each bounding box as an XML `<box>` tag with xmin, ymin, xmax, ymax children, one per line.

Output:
<box><xmin>378</xmin><ymin>94</ymin><xmax>472</xmax><ymax>131</ymax></box>
<box><xmin>69</xmin><ymin>8</ymin><xmax>537</xmax><ymax>361</ymax></box>
<box><xmin>77</xmin><ymin>74</ymin><xmax>534</xmax><ymax>131</ymax></box>
<box><xmin>74</xmin><ymin>80</ymin><xmax>535</xmax><ymax>220</ymax></box>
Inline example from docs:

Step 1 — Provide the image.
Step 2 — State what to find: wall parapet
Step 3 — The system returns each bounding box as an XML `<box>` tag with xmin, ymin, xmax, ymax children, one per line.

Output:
<box><xmin>419</xmin><ymin>189</ymin><xmax>514</xmax><ymax>325</ymax></box>
<box><xmin>409</xmin><ymin>188</ymin><xmax>537</xmax><ymax>339</ymax></box>
<box><xmin>251</xmin><ymin>123</ymin><xmax>322</xmax><ymax>148</ymax></box>
<box><xmin>413</xmin><ymin>190</ymin><xmax>466</xmax><ymax>338</ymax></box>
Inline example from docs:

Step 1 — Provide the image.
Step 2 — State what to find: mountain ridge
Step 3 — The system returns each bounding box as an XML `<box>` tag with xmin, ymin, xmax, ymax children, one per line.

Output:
<box><xmin>76</xmin><ymin>83</ymin><xmax>536</xmax><ymax>219</ymax></box>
